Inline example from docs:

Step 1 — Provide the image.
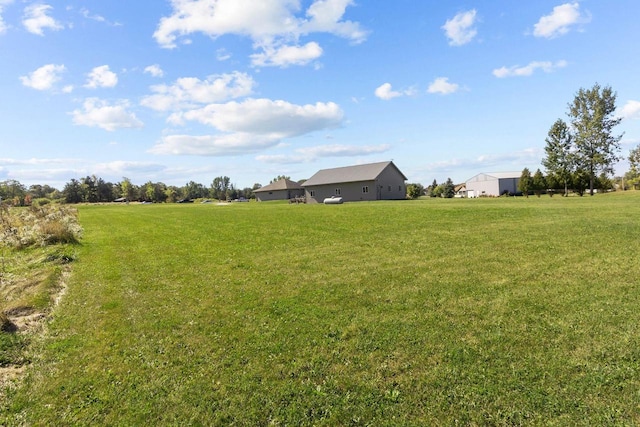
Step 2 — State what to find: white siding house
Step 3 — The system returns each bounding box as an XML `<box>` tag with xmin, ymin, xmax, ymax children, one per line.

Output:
<box><xmin>254</xmin><ymin>178</ymin><xmax>304</xmax><ymax>202</ymax></box>
<box><xmin>465</xmin><ymin>172</ymin><xmax>521</xmax><ymax>197</ymax></box>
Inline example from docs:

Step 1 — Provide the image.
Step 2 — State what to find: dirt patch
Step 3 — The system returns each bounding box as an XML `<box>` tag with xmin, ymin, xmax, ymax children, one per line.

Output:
<box><xmin>0</xmin><ymin>269</ymin><xmax>69</xmax><ymax>389</ymax></box>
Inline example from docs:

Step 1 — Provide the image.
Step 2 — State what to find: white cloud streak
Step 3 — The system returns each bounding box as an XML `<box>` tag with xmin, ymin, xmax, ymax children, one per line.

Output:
<box><xmin>151</xmin><ymin>98</ymin><xmax>344</xmax><ymax>156</ymax></box>
<box><xmin>141</xmin><ymin>71</ymin><xmax>255</xmax><ymax>112</ymax></box>
<box><xmin>22</xmin><ymin>3</ymin><xmax>63</xmax><ymax>35</ymax></box>
<box><xmin>374</xmin><ymin>83</ymin><xmax>415</xmax><ymax>100</ymax></box>
<box><xmin>0</xmin><ymin>0</ymin><xmax>12</xmax><ymax>34</ymax></box>
<box><xmin>20</xmin><ymin>63</ymin><xmax>66</xmax><ymax>90</ymax></box>
<box><xmin>492</xmin><ymin>60</ymin><xmax>568</xmax><ymax>78</ymax></box>
<box><xmin>256</xmin><ymin>143</ymin><xmax>390</xmax><ymax>164</ymax></box>
<box><xmin>71</xmin><ymin>98</ymin><xmax>143</xmax><ymax>131</ymax></box>
<box><xmin>427</xmin><ymin>77</ymin><xmax>460</xmax><ymax>95</ymax></box>
<box><xmin>442</xmin><ymin>9</ymin><xmax>477</xmax><ymax>46</ymax></box>
<box><xmin>144</xmin><ymin>64</ymin><xmax>164</xmax><ymax>78</ymax></box>
<box><xmin>619</xmin><ymin>100</ymin><xmax>640</xmax><ymax>120</ymax></box>
<box><xmin>533</xmin><ymin>2</ymin><xmax>590</xmax><ymax>38</ymax></box>
<box><xmin>250</xmin><ymin>42</ymin><xmax>323</xmax><ymax>67</ymax></box>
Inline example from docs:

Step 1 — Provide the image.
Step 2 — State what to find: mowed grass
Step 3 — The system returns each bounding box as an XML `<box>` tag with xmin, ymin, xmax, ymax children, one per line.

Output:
<box><xmin>3</xmin><ymin>194</ymin><xmax>640</xmax><ymax>425</ymax></box>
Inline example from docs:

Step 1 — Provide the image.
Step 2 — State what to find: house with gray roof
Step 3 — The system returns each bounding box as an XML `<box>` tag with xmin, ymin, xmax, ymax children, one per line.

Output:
<box><xmin>302</xmin><ymin>161</ymin><xmax>407</xmax><ymax>203</ymax></box>
<box><xmin>465</xmin><ymin>172</ymin><xmax>521</xmax><ymax>197</ymax></box>
<box><xmin>253</xmin><ymin>178</ymin><xmax>305</xmax><ymax>202</ymax></box>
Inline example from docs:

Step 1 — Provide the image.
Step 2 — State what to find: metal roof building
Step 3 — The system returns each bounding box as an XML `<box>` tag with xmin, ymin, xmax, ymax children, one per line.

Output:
<box><xmin>253</xmin><ymin>178</ymin><xmax>304</xmax><ymax>202</ymax></box>
<box><xmin>465</xmin><ymin>172</ymin><xmax>521</xmax><ymax>197</ymax></box>
<box><xmin>302</xmin><ymin>161</ymin><xmax>407</xmax><ymax>203</ymax></box>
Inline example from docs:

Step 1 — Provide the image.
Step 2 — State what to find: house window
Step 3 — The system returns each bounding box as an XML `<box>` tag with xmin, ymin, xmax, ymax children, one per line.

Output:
<box><xmin>399</xmin><ymin>185</ymin><xmax>402</xmax><ymax>191</ymax></box>
<box><xmin>388</xmin><ymin>185</ymin><xmax>391</xmax><ymax>192</ymax></box>
<box><xmin>310</xmin><ymin>190</ymin><xmax>315</xmax><ymax>197</ymax></box>
<box><xmin>335</xmin><ymin>188</ymin><xmax>341</xmax><ymax>195</ymax></box>
<box><xmin>268</xmin><ymin>191</ymin><xmax>273</xmax><ymax>195</ymax></box>
<box><xmin>362</xmin><ymin>186</ymin><xmax>369</xmax><ymax>193</ymax></box>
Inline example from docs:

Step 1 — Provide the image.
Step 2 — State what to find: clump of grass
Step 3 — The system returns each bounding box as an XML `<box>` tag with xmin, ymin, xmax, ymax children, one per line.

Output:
<box><xmin>0</xmin><ymin>204</ymin><xmax>82</xmax><ymax>249</ymax></box>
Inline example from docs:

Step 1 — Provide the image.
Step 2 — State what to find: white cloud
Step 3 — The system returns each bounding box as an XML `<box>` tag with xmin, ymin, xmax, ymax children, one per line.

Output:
<box><xmin>150</xmin><ymin>133</ymin><xmax>282</xmax><ymax>156</ymax></box>
<box><xmin>20</xmin><ymin>63</ymin><xmax>66</xmax><ymax>90</ymax></box>
<box><xmin>141</xmin><ymin>71</ymin><xmax>255</xmax><ymax>112</ymax></box>
<box><xmin>150</xmin><ymin>98</ymin><xmax>344</xmax><ymax>156</ymax></box>
<box><xmin>71</xmin><ymin>98</ymin><xmax>143</xmax><ymax>131</ymax></box>
<box><xmin>619</xmin><ymin>100</ymin><xmax>640</xmax><ymax>120</ymax></box>
<box><xmin>492</xmin><ymin>60</ymin><xmax>568</xmax><ymax>78</ymax></box>
<box><xmin>0</xmin><ymin>0</ymin><xmax>12</xmax><ymax>35</ymax></box>
<box><xmin>153</xmin><ymin>0</ymin><xmax>367</xmax><ymax>67</ymax></box>
<box><xmin>250</xmin><ymin>42</ymin><xmax>323</xmax><ymax>67</ymax></box>
<box><xmin>177</xmin><ymin>98</ymin><xmax>343</xmax><ymax>135</ymax></box>
<box><xmin>375</xmin><ymin>83</ymin><xmax>401</xmax><ymax>100</ymax></box>
<box><xmin>22</xmin><ymin>4</ymin><xmax>63</xmax><ymax>36</ymax></box>
<box><xmin>94</xmin><ymin>160</ymin><xmax>166</xmax><ymax>175</ymax></box>
<box><xmin>256</xmin><ymin>143</ymin><xmax>390</xmax><ymax>164</ymax></box>
<box><xmin>144</xmin><ymin>64</ymin><xmax>164</xmax><ymax>78</ymax></box>
<box><xmin>427</xmin><ymin>77</ymin><xmax>460</xmax><ymax>95</ymax></box>
<box><xmin>79</xmin><ymin>7</ymin><xmax>121</xmax><ymax>26</ymax></box>
<box><xmin>533</xmin><ymin>2</ymin><xmax>590</xmax><ymax>38</ymax></box>
<box><xmin>85</xmin><ymin>65</ymin><xmax>118</xmax><ymax>88</ymax></box>
<box><xmin>442</xmin><ymin>9</ymin><xmax>477</xmax><ymax>46</ymax></box>
<box><xmin>374</xmin><ymin>82</ymin><xmax>416</xmax><ymax>100</ymax></box>
<box><xmin>216</xmin><ymin>48</ymin><xmax>231</xmax><ymax>61</ymax></box>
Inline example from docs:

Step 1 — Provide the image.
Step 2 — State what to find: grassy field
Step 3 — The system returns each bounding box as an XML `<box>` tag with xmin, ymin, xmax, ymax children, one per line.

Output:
<box><xmin>2</xmin><ymin>194</ymin><xmax>640</xmax><ymax>425</ymax></box>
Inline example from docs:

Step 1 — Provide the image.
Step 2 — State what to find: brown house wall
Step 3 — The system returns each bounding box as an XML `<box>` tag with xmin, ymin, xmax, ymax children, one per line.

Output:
<box><xmin>255</xmin><ymin>189</ymin><xmax>304</xmax><ymax>202</ymax></box>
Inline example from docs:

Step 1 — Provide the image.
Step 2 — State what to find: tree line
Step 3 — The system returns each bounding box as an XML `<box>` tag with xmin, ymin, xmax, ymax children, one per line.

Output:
<box><xmin>0</xmin><ymin>176</ymin><xmax>265</xmax><ymax>206</ymax></box>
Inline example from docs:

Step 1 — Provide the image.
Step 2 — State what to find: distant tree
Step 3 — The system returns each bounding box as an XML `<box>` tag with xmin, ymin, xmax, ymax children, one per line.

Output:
<box><xmin>442</xmin><ymin>178</ymin><xmax>455</xmax><ymax>198</ymax></box>
<box><xmin>427</xmin><ymin>179</ymin><xmax>438</xmax><ymax>197</ymax></box>
<box><xmin>81</xmin><ymin>175</ymin><xmax>99</xmax><ymax>203</ymax></box>
<box><xmin>542</xmin><ymin>119</ymin><xmax>574</xmax><ymax>196</ymax></box>
<box><xmin>625</xmin><ymin>144</ymin><xmax>640</xmax><ymax>189</ymax></box>
<box><xmin>532</xmin><ymin>169</ymin><xmax>546</xmax><ymax>197</ymax></box>
<box><xmin>406</xmin><ymin>183</ymin><xmax>424</xmax><ymax>199</ymax></box>
<box><xmin>211</xmin><ymin>176</ymin><xmax>230</xmax><ymax>200</ymax></box>
<box><xmin>545</xmin><ymin>173</ymin><xmax>559</xmax><ymax>197</ymax></box>
<box><xmin>63</xmin><ymin>179</ymin><xmax>83</xmax><ymax>204</ymax></box>
<box><xmin>28</xmin><ymin>184</ymin><xmax>57</xmax><ymax>199</ymax></box>
<box><xmin>96</xmin><ymin>178</ymin><xmax>115</xmax><ymax>202</ymax></box>
<box><xmin>119</xmin><ymin>177</ymin><xmax>136</xmax><ymax>201</ymax></box>
<box><xmin>270</xmin><ymin>175</ymin><xmax>290</xmax><ymax>184</ymax></box>
<box><xmin>571</xmin><ymin>169</ymin><xmax>590</xmax><ymax>196</ymax></box>
<box><xmin>165</xmin><ymin>186</ymin><xmax>178</xmax><ymax>203</ymax></box>
<box><xmin>518</xmin><ymin>168</ymin><xmax>532</xmax><ymax>197</ymax></box>
<box><xmin>596</xmin><ymin>172</ymin><xmax>614</xmax><ymax>193</ymax></box>
<box><xmin>568</xmin><ymin>83</ymin><xmax>623</xmax><ymax>196</ymax></box>
<box><xmin>0</xmin><ymin>180</ymin><xmax>27</xmax><ymax>205</ymax></box>
<box><xmin>183</xmin><ymin>181</ymin><xmax>207</xmax><ymax>200</ymax></box>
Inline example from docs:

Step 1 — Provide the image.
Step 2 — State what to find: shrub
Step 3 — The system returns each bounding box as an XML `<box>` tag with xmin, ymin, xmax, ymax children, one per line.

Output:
<box><xmin>0</xmin><ymin>205</ymin><xmax>82</xmax><ymax>249</ymax></box>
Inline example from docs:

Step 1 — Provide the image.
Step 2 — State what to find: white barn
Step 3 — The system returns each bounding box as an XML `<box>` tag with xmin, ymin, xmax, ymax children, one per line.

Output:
<box><xmin>465</xmin><ymin>172</ymin><xmax>521</xmax><ymax>198</ymax></box>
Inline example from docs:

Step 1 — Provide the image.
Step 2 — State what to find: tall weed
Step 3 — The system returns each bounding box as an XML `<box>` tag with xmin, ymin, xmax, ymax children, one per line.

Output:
<box><xmin>0</xmin><ymin>205</ymin><xmax>82</xmax><ymax>250</ymax></box>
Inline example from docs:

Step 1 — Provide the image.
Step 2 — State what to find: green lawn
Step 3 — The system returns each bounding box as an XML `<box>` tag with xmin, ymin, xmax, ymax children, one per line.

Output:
<box><xmin>3</xmin><ymin>194</ymin><xmax>640</xmax><ymax>425</ymax></box>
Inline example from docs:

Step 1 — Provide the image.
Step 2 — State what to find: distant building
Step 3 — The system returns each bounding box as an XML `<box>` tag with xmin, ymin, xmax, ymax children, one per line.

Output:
<box><xmin>465</xmin><ymin>172</ymin><xmax>521</xmax><ymax>197</ymax></box>
<box><xmin>253</xmin><ymin>178</ymin><xmax>305</xmax><ymax>202</ymax></box>
<box><xmin>302</xmin><ymin>161</ymin><xmax>407</xmax><ymax>203</ymax></box>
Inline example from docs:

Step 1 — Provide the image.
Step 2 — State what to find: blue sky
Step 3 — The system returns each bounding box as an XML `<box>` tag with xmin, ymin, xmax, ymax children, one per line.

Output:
<box><xmin>1</xmin><ymin>0</ymin><xmax>639</xmax><ymax>189</ymax></box>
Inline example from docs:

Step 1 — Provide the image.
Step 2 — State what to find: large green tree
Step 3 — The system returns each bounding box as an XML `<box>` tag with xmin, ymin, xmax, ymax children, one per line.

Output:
<box><xmin>542</xmin><ymin>119</ymin><xmax>573</xmax><ymax>196</ymax></box>
<box><xmin>568</xmin><ymin>83</ymin><xmax>623</xmax><ymax>196</ymax></box>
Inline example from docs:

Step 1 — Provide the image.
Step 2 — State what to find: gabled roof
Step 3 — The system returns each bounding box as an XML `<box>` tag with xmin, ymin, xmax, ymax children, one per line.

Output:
<box><xmin>466</xmin><ymin>172</ymin><xmax>522</xmax><ymax>182</ymax></box>
<box><xmin>302</xmin><ymin>161</ymin><xmax>407</xmax><ymax>187</ymax></box>
<box><xmin>253</xmin><ymin>178</ymin><xmax>303</xmax><ymax>192</ymax></box>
